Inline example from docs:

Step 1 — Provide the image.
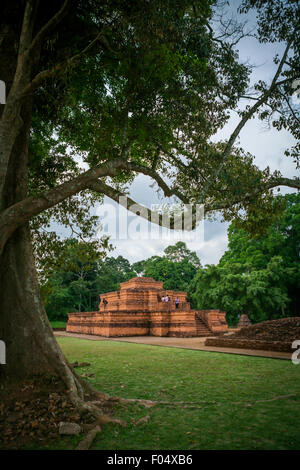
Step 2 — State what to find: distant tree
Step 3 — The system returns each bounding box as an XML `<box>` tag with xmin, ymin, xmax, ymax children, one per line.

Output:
<box><xmin>190</xmin><ymin>257</ymin><xmax>292</xmax><ymax>325</ymax></box>
<box><xmin>164</xmin><ymin>241</ymin><xmax>202</xmax><ymax>268</ymax></box>
<box><xmin>96</xmin><ymin>256</ymin><xmax>136</xmax><ymax>294</ymax></box>
<box><xmin>41</xmin><ymin>274</ymin><xmax>75</xmax><ymax>322</ymax></box>
<box><xmin>131</xmin><ymin>260</ymin><xmax>146</xmax><ymax>277</ymax></box>
<box><xmin>133</xmin><ymin>242</ymin><xmax>201</xmax><ymax>291</ymax></box>
<box><xmin>41</xmin><ymin>238</ymin><xmax>110</xmax><ymax>320</ymax></box>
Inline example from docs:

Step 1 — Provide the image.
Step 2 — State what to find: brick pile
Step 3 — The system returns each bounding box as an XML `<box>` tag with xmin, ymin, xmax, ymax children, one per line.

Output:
<box><xmin>205</xmin><ymin>317</ymin><xmax>300</xmax><ymax>353</ymax></box>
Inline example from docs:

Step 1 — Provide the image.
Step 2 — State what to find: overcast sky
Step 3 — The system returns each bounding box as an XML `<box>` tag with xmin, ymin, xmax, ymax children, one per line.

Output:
<box><xmin>55</xmin><ymin>1</ymin><xmax>298</xmax><ymax>266</ymax></box>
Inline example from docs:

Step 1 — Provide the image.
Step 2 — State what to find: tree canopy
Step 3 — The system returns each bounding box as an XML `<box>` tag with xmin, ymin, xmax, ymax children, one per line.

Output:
<box><xmin>1</xmin><ymin>0</ymin><xmax>299</xmax><ymax>260</ymax></box>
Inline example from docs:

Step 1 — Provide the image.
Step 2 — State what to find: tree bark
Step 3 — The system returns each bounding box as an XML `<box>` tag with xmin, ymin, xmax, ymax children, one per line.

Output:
<box><xmin>0</xmin><ymin>101</ymin><xmax>112</xmax><ymax>418</ymax></box>
<box><xmin>0</xmin><ymin>224</ymin><xmax>73</xmax><ymax>383</ymax></box>
<box><xmin>0</xmin><ymin>6</ymin><xmax>125</xmax><ymax>427</ymax></box>
<box><xmin>0</xmin><ymin>27</ymin><xmax>85</xmax><ymax>400</ymax></box>
<box><xmin>0</xmin><ymin>224</ymin><xmax>125</xmax><ymax>428</ymax></box>
<box><xmin>0</xmin><ymin>96</ymin><xmax>79</xmax><ymax>397</ymax></box>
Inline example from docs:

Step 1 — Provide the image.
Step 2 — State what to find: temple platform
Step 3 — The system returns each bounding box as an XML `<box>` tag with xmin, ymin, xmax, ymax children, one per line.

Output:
<box><xmin>66</xmin><ymin>277</ymin><xmax>228</xmax><ymax>337</ymax></box>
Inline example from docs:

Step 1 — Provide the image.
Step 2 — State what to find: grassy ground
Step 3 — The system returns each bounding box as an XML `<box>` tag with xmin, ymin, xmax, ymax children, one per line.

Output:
<box><xmin>46</xmin><ymin>337</ymin><xmax>300</xmax><ymax>450</ymax></box>
<box><xmin>50</xmin><ymin>321</ymin><xmax>66</xmax><ymax>329</ymax></box>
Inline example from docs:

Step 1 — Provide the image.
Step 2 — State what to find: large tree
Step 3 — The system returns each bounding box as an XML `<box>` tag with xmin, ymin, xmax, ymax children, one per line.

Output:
<box><xmin>0</xmin><ymin>0</ymin><xmax>216</xmax><ymax>418</ymax></box>
<box><xmin>0</xmin><ymin>0</ymin><xmax>298</xmax><ymax>419</ymax></box>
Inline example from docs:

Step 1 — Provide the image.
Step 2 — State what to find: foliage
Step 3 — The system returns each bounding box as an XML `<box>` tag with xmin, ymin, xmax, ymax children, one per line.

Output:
<box><xmin>2</xmin><ymin>0</ymin><xmax>298</xmax><ymax>255</ymax></box>
<box><xmin>132</xmin><ymin>241</ymin><xmax>201</xmax><ymax>290</ymax></box>
<box><xmin>96</xmin><ymin>256</ymin><xmax>137</xmax><ymax>294</ymax></box>
<box><xmin>25</xmin><ymin>0</ymin><xmax>220</xmax><ymax>250</ymax></box>
<box><xmin>190</xmin><ymin>257</ymin><xmax>292</xmax><ymax>325</ymax></box>
<box><xmin>41</xmin><ymin>238</ymin><xmax>111</xmax><ymax>320</ymax></box>
<box><xmin>164</xmin><ymin>241</ymin><xmax>202</xmax><ymax>268</ymax></box>
<box><xmin>238</xmin><ymin>0</ymin><xmax>300</xmax><ymax>166</ymax></box>
<box><xmin>42</xmin><ymin>247</ymin><xmax>137</xmax><ymax>320</ymax></box>
<box><xmin>0</xmin><ymin>0</ymin><xmax>298</xmax><ymax>263</ymax></box>
<box><xmin>190</xmin><ymin>193</ymin><xmax>300</xmax><ymax>324</ymax></box>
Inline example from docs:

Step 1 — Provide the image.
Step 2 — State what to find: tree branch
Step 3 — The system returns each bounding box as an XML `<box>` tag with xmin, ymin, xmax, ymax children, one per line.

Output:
<box><xmin>18</xmin><ymin>0</ymin><xmax>38</xmax><ymax>57</ymax></box>
<box><xmin>1</xmin><ymin>149</ymin><xmax>298</xmax><ymax>255</ymax></box>
<box><xmin>18</xmin><ymin>31</ymin><xmax>104</xmax><ymax>99</ymax></box>
<box><xmin>89</xmin><ymin>180</ymin><xmax>165</xmax><ymax>225</ymax></box>
<box><xmin>88</xmin><ymin>179</ymin><xmax>204</xmax><ymax>239</ymax></box>
<box><xmin>125</xmin><ymin>161</ymin><xmax>189</xmax><ymax>203</ymax></box>
<box><xmin>0</xmin><ymin>158</ymin><xmax>192</xmax><ymax>254</ymax></box>
<box><xmin>29</xmin><ymin>0</ymin><xmax>71</xmax><ymax>54</ymax></box>
<box><xmin>266</xmin><ymin>176</ymin><xmax>300</xmax><ymax>191</ymax></box>
<box><xmin>203</xmin><ymin>176</ymin><xmax>300</xmax><ymax>213</ymax></box>
<box><xmin>222</xmin><ymin>39</ymin><xmax>292</xmax><ymax>162</ymax></box>
<box><xmin>196</xmin><ymin>39</ymin><xmax>293</xmax><ymax>203</ymax></box>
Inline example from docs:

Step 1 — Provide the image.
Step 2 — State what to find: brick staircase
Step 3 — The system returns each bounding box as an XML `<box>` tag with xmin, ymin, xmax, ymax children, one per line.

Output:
<box><xmin>195</xmin><ymin>313</ymin><xmax>212</xmax><ymax>336</ymax></box>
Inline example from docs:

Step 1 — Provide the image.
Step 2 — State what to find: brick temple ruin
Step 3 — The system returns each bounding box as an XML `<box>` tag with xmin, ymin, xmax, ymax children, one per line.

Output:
<box><xmin>66</xmin><ymin>277</ymin><xmax>228</xmax><ymax>337</ymax></box>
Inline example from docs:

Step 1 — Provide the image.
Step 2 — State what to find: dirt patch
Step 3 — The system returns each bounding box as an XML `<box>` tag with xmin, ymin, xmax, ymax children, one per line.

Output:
<box><xmin>0</xmin><ymin>376</ymin><xmax>113</xmax><ymax>449</ymax></box>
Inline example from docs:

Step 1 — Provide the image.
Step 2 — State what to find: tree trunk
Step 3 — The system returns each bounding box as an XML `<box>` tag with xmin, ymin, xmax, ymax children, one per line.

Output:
<box><xmin>0</xmin><ymin>41</ymin><xmax>85</xmax><ymax>401</ymax></box>
<box><xmin>0</xmin><ymin>225</ymin><xmax>123</xmax><ymax>427</ymax></box>
<box><xmin>0</xmin><ymin>224</ymin><xmax>72</xmax><ymax>383</ymax></box>
<box><xmin>0</xmin><ymin>14</ymin><xmax>121</xmax><ymax>429</ymax></box>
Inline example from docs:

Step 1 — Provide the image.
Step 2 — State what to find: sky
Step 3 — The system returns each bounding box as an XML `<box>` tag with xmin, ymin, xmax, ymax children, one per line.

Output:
<box><xmin>55</xmin><ymin>1</ymin><xmax>298</xmax><ymax>266</ymax></box>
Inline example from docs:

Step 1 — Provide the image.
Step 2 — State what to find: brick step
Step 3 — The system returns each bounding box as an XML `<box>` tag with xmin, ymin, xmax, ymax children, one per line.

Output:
<box><xmin>195</xmin><ymin>314</ymin><xmax>211</xmax><ymax>337</ymax></box>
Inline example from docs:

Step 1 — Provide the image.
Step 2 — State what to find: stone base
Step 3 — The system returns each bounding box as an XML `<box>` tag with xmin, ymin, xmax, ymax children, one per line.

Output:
<box><xmin>67</xmin><ymin>308</ymin><xmax>228</xmax><ymax>338</ymax></box>
<box><xmin>66</xmin><ymin>310</ymin><xmax>196</xmax><ymax>337</ymax></box>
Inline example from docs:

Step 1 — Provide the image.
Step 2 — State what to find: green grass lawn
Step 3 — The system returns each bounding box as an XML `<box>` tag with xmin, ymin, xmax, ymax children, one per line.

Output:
<box><xmin>50</xmin><ymin>321</ymin><xmax>66</xmax><ymax>329</ymax></box>
<box><xmin>49</xmin><ymin>337</ymin><xmax>300</xmax><ymax>450</ymax></box>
